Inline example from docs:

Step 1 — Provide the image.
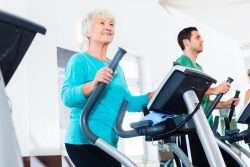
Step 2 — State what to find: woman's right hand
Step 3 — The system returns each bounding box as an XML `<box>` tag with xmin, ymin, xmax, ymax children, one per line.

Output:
<box><xmin>92</xmin><ymin>67</ymin><xmax>113</xmax><ymax>88</ymax></box>
<box><xmin>83</xmin><ymin>67</ymin><xmax>113</xmax><ymax>96</ymax></box>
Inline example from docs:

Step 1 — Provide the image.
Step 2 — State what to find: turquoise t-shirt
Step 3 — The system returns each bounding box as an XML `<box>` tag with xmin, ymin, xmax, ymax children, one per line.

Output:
<box><xmin>61</xmin><ymin>52</ymin><xmax>149</xmax><ymax>147</ymax></box>
<box><xmin>176</xmin><ymin>54</ymin><xmax>213</xmax><ymax>125</ymax></box>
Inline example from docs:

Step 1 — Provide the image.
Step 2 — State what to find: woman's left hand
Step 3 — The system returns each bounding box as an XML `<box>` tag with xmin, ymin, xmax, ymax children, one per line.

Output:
<box><xmin>148</xmin><ymin>91</ymin><xmax>155</xmax><ymax>100</ymax></box>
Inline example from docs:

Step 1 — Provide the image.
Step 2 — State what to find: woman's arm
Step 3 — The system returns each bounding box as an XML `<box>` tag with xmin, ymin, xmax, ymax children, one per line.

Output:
<box><xmin>125</xmin><ymin>92</ymin><xmax>149</xmax><ymax>112</ymax></box>
<box><xmin>61</xmin><ymin>55</ymin><xmax>88</xmax><ymax>108</ymax></box>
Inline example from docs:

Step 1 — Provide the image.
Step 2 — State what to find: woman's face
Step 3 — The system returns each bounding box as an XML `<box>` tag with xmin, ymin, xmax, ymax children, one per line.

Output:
<box><xmin>87</xmin><ymin>16</ymin><xmax>115</xmax><ymax>45</ymax></box>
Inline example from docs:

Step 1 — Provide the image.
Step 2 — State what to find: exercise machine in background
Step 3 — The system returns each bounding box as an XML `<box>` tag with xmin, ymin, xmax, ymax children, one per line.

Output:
<box><xmin>214</xmin><ymin>99</ymin><xmax>250</xmax><ymax>158</ymax></box>
<box><xmin>116</xmin><ymin>65</ymin><xmax>228</xmax><ymax>167</ymax></box>
<box><xmin>80</xmin><ymin>49</ymin><xmax>233</xmax><ymax>167</ymax></box>
<box><xmin>0</xmin><ymin>10</ymin><xmax>46</xmax><ymax>167</ymax></box>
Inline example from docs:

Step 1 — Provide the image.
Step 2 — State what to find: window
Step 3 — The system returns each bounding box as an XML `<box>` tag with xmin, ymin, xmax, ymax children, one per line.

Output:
<box><xmin>118</xmin><ymin>53</ymin><xmax>146</xmax><ymax>163</ymax></box>
<box><xmin>57</xmin><ymin>47</ymin><xmax>76</xmax><ymax>150</ymax></box>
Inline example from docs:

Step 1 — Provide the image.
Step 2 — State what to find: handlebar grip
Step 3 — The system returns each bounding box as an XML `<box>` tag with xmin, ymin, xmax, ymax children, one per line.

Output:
<box><xmin>226</xmin><ymin>90</ymin><xmax>240</xmax><ymax>129</ymax></box>
<box><xmin>206</xmin><ymin>77</ymin><xmax>234</xmax><ymax>118</ymax></box>
<box><xmin>226</xmin><ymin>77</ymin><xmax>234</xmax><ymax>84</ymax></box>
<box><xmin>81</xmin><ymin>47</ymin><xmax>127</xmax><ymax>143</ymax></box>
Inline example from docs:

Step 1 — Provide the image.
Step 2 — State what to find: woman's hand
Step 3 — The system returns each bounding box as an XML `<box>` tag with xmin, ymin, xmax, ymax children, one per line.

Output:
<box><xmin>82</xmin><ymin>67</ymin><xmax>113</xmax><ymax>97</ymax></box>
<box><xmin>93</xmin><ymin>67</ymin><xmax>113</xmax><ymax>88</ymax></box>
<box><xmin>147</xmin><ymin>91</ymin><xmax>156</xmax><ymax>100</ymax></box>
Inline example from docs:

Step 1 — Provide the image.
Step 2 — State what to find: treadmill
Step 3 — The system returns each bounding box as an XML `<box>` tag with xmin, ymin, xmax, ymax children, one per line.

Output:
<box><xmin>0</xmin><ymin>10</ymin><xmax>46</xmax><ymax>167</ymax></box>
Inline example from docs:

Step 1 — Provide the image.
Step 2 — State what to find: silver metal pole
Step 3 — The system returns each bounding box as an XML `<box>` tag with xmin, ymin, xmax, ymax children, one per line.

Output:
<box><xmin>0</xmin><ymin>71</ymin><xmax>23</xmax><ymax>167</ymax></box>
<box><xmin>183</xmin><ymin>90</ymin><xmax>226</xmax><ymax>167</ymax></box>
<box><xmin>169</xmin><ymin>143</ymin><xmax>193</xmax><ymax>167</ymax></box>
<box><xmin>233</xmin><ymin>143</ymin><xmax>250</xmax><ymax>158</ymax></box>
<box><xmin>96</xmin><ymin>139</ymin><xmax>137</xmax><ymax>167</ymax></box>
<box><xmin>185</xmin><ymin>135</ymin><xmax>192</xmax><ymax>163</ymax></box>
<box><xmin>216</xmin><ymin>139</ymin><xmax>247</xmax><ymax>167</ymax></box>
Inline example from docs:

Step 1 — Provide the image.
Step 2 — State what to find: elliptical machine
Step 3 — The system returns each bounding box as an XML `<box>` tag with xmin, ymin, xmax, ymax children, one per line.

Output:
<box><xmin>193</xmin><ymin>85</ymin><xmax>248</xmax><ymax>167</ymax></box>
<box><xmin>0</xmin><ymin>10</ymin><xmax>46</xmax><ymax>167</ymax></box>
<box><xmin>116</xmin><ymin>69</ymin><xmax>248</xmax><ymax>167</ymax></box>
<box><xmin>213</xmin><ymin>98</ymin><xmax>250</xmax><ymax>158</ymax></box>
<box><xmin>81</xmin><ymin>48</ymin><xmax>235</xmax><ymax>167</ymax></box>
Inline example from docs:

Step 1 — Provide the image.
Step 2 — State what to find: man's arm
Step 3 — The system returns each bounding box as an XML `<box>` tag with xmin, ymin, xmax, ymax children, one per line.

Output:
<box><xmin>205</xmin><ymin>82</ymin><xmax>231</xmax><ymax>96</ymax></box>
<box><xmin>216</xmin><ymin>98</ymin><xmax>240</xmax><ymax>109</ymax></box>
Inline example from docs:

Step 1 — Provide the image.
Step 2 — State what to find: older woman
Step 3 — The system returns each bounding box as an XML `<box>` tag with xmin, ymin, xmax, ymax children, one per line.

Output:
<box><xmin>61</xmin><ymin>9</ymin><xmax>153</xmax><ymax>167</ymax></box>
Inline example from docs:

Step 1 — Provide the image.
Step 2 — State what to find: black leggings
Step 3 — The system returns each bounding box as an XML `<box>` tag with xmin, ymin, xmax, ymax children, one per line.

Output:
<box><xmin>65</xmin><ymin>144</ymin><xmax>121</xmax><ymax>167</ymax></box>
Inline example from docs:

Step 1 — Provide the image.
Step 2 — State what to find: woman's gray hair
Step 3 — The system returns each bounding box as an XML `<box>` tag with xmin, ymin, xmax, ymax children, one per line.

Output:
<box><xmin>81</xmin><ymin>9</ymin><xmax>115</xmax><ymax>49</ymax></box>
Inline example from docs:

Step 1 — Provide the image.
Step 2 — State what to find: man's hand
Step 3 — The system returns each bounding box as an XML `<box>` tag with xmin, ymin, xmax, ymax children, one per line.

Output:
<box><xmin>217</xmin><ymin>98</ymin><xmax>240</xmax><ymax>109</ymax></box>
<box><xmin>206</xmin><ymin>82</ymin><xmax>231</xmax><ymax>95</ymax></box>
<box><xmin>214</xmin><ymin>82</ymin><xmax>231</xmax><ymax>94</ymax></box>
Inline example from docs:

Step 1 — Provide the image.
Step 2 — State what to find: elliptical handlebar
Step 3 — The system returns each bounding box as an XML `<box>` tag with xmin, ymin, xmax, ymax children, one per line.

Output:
<box><xmin>224</xmin><ymin>90</ymin><xmax>240</xmax><ymax>130</ymax></box>
<box><xmin>206</xmin><ymin>77</ymin><xmax>234</xmax><ymax>118</ymax></box>
<box><xmin>115</xmin><ymin>100</ymin><xmax>140</xmax><ymax>138</ymax></box>
<box><xmin>80</xmin><ymin>47</ymin><xmax>127</xmax><ymax>143</ymax></box>
<box><xmin>228</xmin><ymin>90</ymin><xmax>240</xmax><ymax>122</ymax></box>
<box><xmin>218</xmin><ymin>129</ymin><xmax>250</xmax><ymax>143</ymax></box>
<box><xmin>115</xmin><ymin>100</ymin><xmax>168</xmax><ymax>138</ymax></box>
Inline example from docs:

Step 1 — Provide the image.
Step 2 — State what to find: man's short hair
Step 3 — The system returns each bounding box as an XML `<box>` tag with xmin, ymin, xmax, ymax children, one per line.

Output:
<box><xmin>247</xmin><ymin>69</ymin><xmax>250</xmax><ymax>77</ymax></box>
<box><xmin>177</xmin><ymin>27</ymin><xmax>198</xmax><ymax>50</ymax></box>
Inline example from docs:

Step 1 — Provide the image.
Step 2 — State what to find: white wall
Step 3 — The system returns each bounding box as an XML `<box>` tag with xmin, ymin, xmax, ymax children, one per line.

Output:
<box><xmin>1</xmin><ymin>0</ymin><xmax>249</xmax><ymax>164</ymax></box>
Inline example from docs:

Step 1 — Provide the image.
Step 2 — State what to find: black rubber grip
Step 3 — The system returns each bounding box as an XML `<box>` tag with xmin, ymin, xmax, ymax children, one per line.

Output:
<box><xmin>206</xmin><ymin>77</ymin><xmax>234</xmax><ymax>118</ymax></box>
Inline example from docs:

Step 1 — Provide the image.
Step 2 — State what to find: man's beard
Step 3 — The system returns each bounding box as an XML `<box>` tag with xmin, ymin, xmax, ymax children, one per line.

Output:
<box><xmin>197</xmin><ymin>49</ymin><xmax>203</xmax><ymax>53</ymax></box>
<box><xmin>196</xmin><ymin>46</ymin><xmax>203</xmax><ymax>53</ymax></box>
